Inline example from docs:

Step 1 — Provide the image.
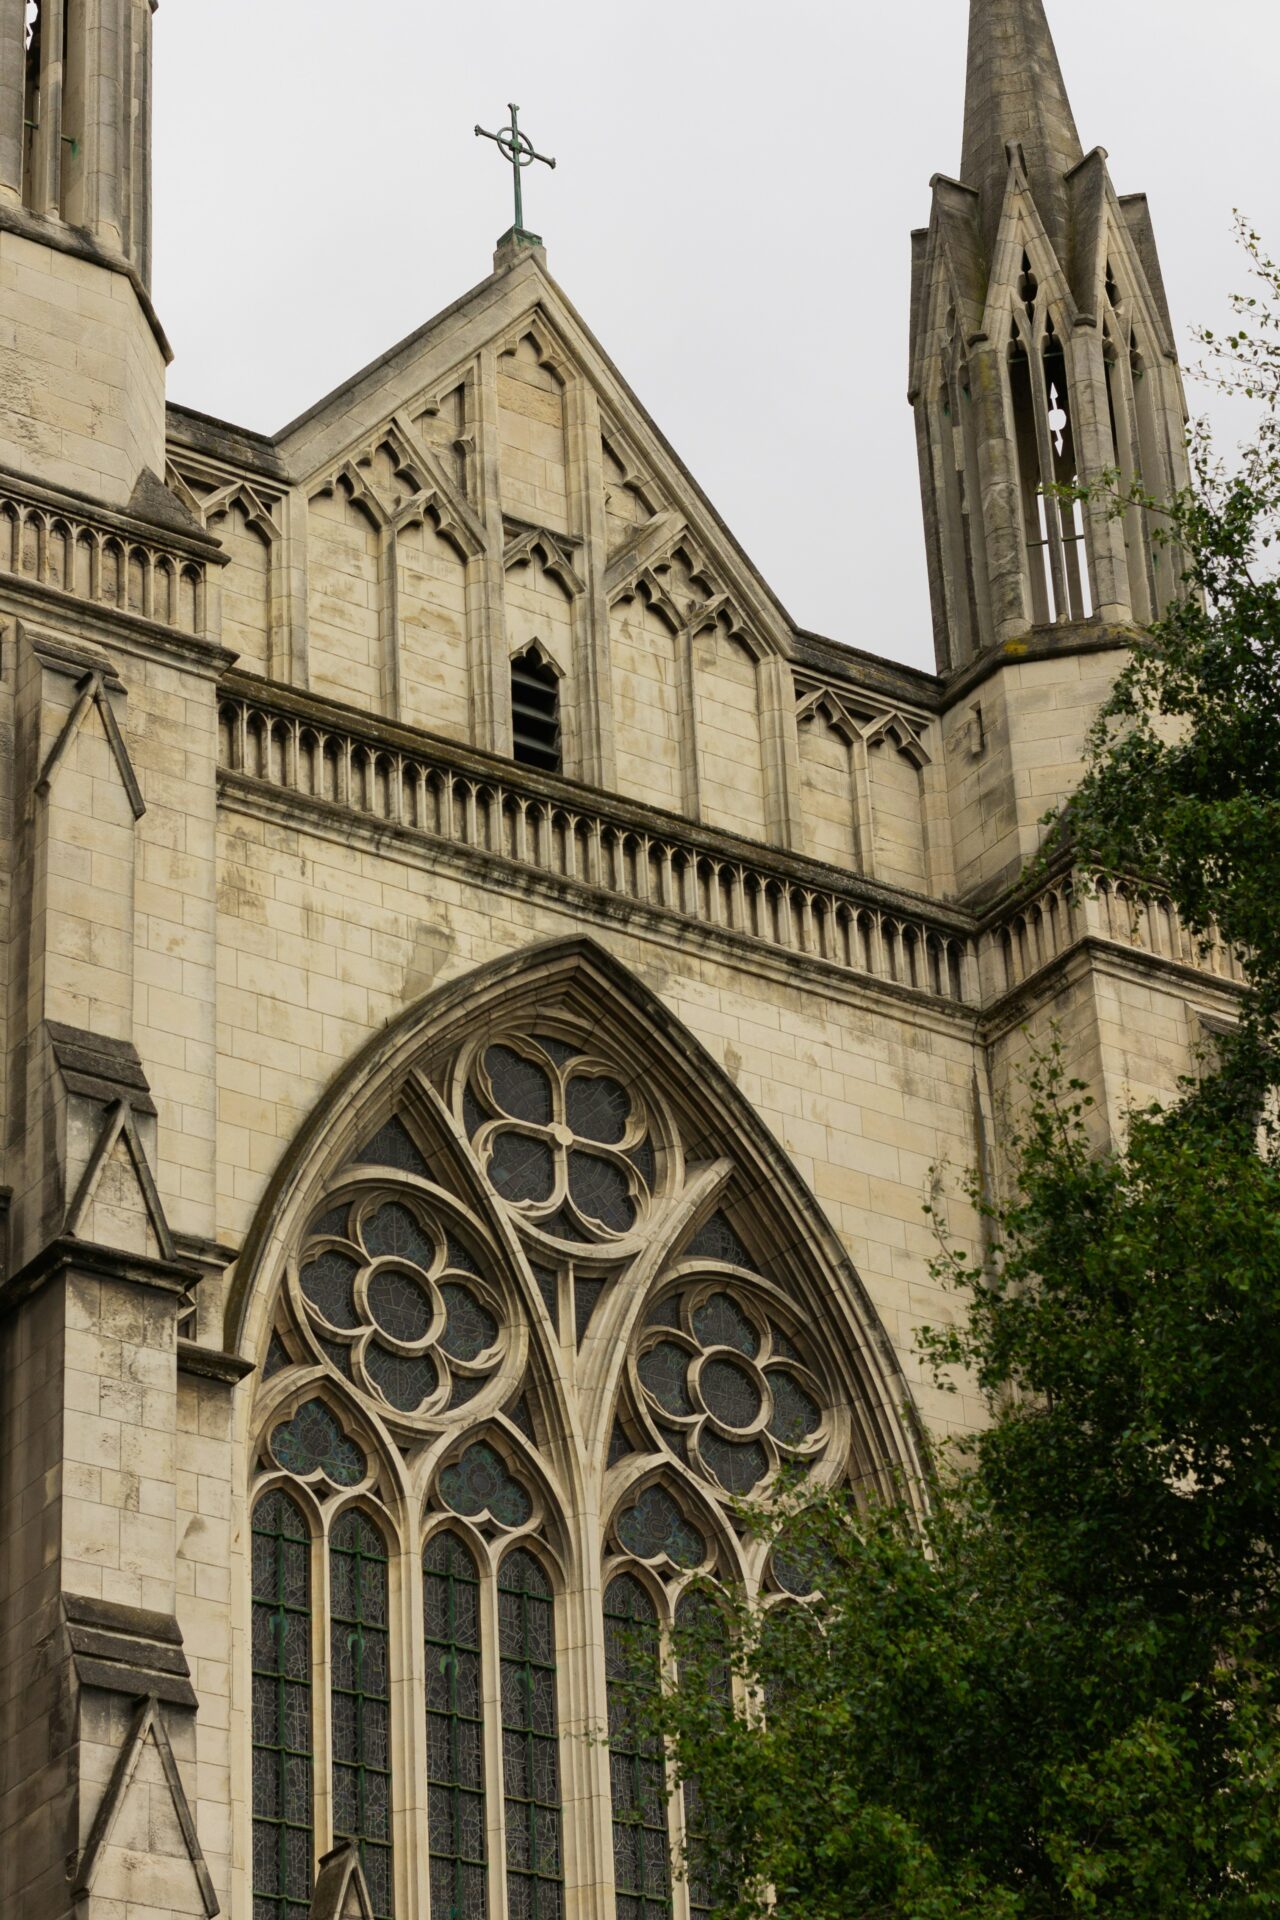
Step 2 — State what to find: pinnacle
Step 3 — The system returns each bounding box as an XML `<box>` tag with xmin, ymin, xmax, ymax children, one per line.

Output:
<box><xmin>961</xmin><ymin>0</ymin><xmax>1084</xmax><ymax>257</ymax></box>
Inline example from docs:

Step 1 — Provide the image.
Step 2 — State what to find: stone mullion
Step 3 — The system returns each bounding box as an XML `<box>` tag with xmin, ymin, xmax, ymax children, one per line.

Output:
<box><xmin>379</xmin><ymin>523</ymin><xmax>402</xmax><ymax>721</ymax></box>
<box><xmin>394</xmin><ymin>1528</ymin><xmax>431</xmax><ymax>1920</ymax></box>
<box><xmin>480</xmin><ymin>1551</ymin><xmax>510</xmax><ymax>1920</ymax></box>
<box><xmin>1068</xmin><ymin>322</ymin><xmax>1130</xmax><ymax>623</ymax></box>
<box><xmin>277</xmin><ymin>489</ymin><xmax>311</xmax><ymax>686</ymax></box>
<box><xmin>560</xmin><ymin>1514</ymin><xmax>616</xmax><ymax>1920</ymax></box>
<box><xmin>473</xmin><ymin>348</ymin><xmax>512</xmax><ymax>756</ymax></box>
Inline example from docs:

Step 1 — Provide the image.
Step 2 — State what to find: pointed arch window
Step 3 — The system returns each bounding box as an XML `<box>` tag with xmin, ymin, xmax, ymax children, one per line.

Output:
<box><xmin>511</xmin><ymin>647</ymin><xmax>561</xmax><ymax>774</ymax></box>
<box><xmin>499</xmin><ymin>1548</ymin><xmax>565</xmax><ymax>1920</ymax></box>
<box><xmin>1008</xmin><ymin>273</ymin><xmax>1094</xmax><ymax>626</ymax></box>
<box><xmin>605</xmin><ymin>1574</ymin><xmax>672</xmax><ymax>1920</ymax></box>
<box><xmin>252</xmin><ymin>1489</ymin><xmax>314</xmax><ymax>1920</ymax></box>
<box><xmin>673</xmin><ymin>1588</ymin><xmax>729</xmax><ymax>1920</ymax></box>
<box><xmin>331</xmin><ymin>1509</ymin><xmax>394</xmax><ymax>1919</ymax></box>
<box><xmin>424</xmin><ymin>1531</ymin><xmax>488</xmax><ymax>1920</ymax></box>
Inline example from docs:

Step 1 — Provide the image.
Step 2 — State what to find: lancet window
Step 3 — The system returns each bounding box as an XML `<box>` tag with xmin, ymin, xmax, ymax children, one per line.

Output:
<box><xmin>247</xmin><ymin>961</ymin><xmax>910</xmax><ymax>1920</ymax></box>
<box><xmin>1007</xmin><ymin>255</ymin><xmax>1094</xmax><ymax>625</ymax></box>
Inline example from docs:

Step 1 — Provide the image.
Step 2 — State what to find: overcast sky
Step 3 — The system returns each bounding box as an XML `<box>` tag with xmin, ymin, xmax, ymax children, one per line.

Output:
<box><xmin>153</xmin><ymin>1</ymin><xmax>1280</xmax><ymax>674</ymax></box>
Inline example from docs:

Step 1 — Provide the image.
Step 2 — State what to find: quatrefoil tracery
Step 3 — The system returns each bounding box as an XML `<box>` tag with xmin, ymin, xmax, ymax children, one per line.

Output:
<box><xmin>292</xmin><ymin>1189</ymin><xmax>507</xmax><ymax>1426</ymax></box>
<box><xmin>458</xmin><ymin>1031</ymin><xmax>663</xmax><ymax>1249</ymax></box>
<box><xmin>632</xmin><ymin>1277</ymin><xmax>828</xmax><ymax>1499</ymax></box>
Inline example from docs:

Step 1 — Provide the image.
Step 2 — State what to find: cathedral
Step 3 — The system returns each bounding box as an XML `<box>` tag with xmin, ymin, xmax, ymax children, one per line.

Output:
<box><xmin>0</xmin><ymin>3</ymin><xmax>1244</xmax><ymax>1918</ymax></box>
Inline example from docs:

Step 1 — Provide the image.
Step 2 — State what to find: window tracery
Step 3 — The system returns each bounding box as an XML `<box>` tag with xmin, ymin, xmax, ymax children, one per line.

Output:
<box><xmin>246</xmin><ymin>962</ymin><xmax>913</xmax><ymax>1920</ymax></box>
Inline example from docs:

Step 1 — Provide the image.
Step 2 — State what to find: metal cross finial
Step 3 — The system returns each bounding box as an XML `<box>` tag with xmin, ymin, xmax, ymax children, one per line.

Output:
<box><xmin>475</xmin><ymin>104</ymin><xmax>556</xmax><ymax>245</ymax></box>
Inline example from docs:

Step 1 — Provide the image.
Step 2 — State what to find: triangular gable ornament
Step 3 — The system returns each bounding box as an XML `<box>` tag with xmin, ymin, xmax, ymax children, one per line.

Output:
<box><xmin>309</xmin><ymin>1841</ymin><xmax>376</xmax><ymax>1920</ymax></box>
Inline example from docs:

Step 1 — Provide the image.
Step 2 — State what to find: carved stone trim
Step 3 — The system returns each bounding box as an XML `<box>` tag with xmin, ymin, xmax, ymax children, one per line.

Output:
<box><xmin>64</xmin><ymin>1593</ymin><xmax>197</xmax><ymax>1709</ymax></box>
<box><xmin>48</xmin><ymin>1023</ymin><xmax>158</xmax><ymax>1116</ymax></box>
<box><xmin>0</xmin><ymin>1236</ymin><xmax>199</xmax><ymax>1321</ymax></box>
<box><xmin>177</xmin><ymin>1339</ymin><xmax>257</xmax><ymax>1386</ymax></box>
<box><xmin>72</xmin><ymin>1692</ymin><xmax>219</xmax><ymax>1917</ymax></box>
<box><xmin>35</xmin><ymin>667</ymin><xmax>146</xmax><ymax>819</ymax></box>
<box><xmin>309</xmin><ymin>1840</ymin><xmax>376</xmax><ymax>1919</ymax></box>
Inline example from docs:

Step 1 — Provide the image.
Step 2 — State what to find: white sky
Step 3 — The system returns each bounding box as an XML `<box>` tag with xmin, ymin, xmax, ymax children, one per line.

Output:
<box><xmin>153</xmin><ymin>0</ymin><xmax>1280</xmax><ymax>674</ymax></box>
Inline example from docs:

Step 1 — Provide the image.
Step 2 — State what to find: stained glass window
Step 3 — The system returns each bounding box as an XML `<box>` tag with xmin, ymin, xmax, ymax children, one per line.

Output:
<box><xmin>270</xmin><ymin>1399</ymin><xmax>366</xmax><ymax>1489</ymax></box>
<box><xmin>530</xmin><ymin>1264</ymin><xmax>560</xmax><ymax>1331</ymax></box>
<box><xmin>362</xmin><ymin>1202</ymin><xmax>435</xmax><ymax>1269</ymax></box>
<box><xmin>499</xmin><ymin>1550</ymin><xmax>564</xmax><ymax>1920</ymax></box>
<box><xmin>767</xmin><ymin>1371</ymin><xmax>822</xmax><ymax>1444</ymax></box>
<box><xmin>367</xmin><ymin>1268</ymin><xmax>433</xmax><ymax>1344</ymax></box>
<box><xmin>699</xmin><ymin>1433</ymin><xmax>768</xmax><ymax>1496</ymax></box>
<box><xmin>364</xmin><ymin>1342</ymin><xmax>436</xmax><ymax>1414</ymax></box>
<box><xmin>691</xmin><ymin>1293</ymin><xmax>759</xmax><ymax>1359</ymax></box>
<box><xmin>485</xmin><ymin>1045</ymin><xmax>553</xmax><ymax>1126</ymax></box>
<box><xmin>350</xmin><ymin>1116</ymin><xmax>429</xmax><ymax>1178</ymax></box>
<box><xmin>252</xmin><ymin>1490</ymin><xmax>313</xmax><ymax>1920</ymax></box>
<box><xmin>440</xmin><ymin>1284</ymin><xmax>499</xmax><ymax>1362</ymax></box>
<box><xmin>637</xmin><ymin>1342</ymin><xmax>694</xmax><ymax>1419</ymax></box>
<box><xmin>605</xmin><ymin>1575</ymin><xmax>671</xmax><ymax>1920</ymax></box>
<box><xmin>488</xmin><ymin>1132</ymin><xmax>556</xmax><ymax>1206</ymax></box>
<box><xmin>684</xmin><ymin>1212</ymin><xmax>756</xmax><ymax>1271</ymax></box>
<box><xmin>565</xmin><ymin>1074</ymin><xmax>630</xmax><ymax>1145</ymax></box>
<box><xmin>574</xmin><ymin>1278</ymin><xmax>606</xmax><ymax>1348</ymax></box>
<box><xmin>567</xmin><ymin>1153</ymin><xmax>634</xmax><ymax>1233</ymax></box>
<box><xmin>616</xmin><ymin>1487</ymin><xmax>705</xmax><ymax>1570</ymax></box>
<box><xmin>424</xmin><ymin>1533</ymin><xmax>487</xmax><ymax>1920</ymax></box>
<box><xmin>699</xmin><ymin>1357</ymin><xmax>762</xmax><ymax>1431</ymax></box>
<box><xmin>300</xmin><ymin>1249</ymin><xmax>360</xmax><ymax>1330</ymax></box>
<box><xmin>674</xmin><ymin>1591</ymin><xmax>729</xmax><ymax>1920</ymax></box>
<box><xmin>441</xmin><ymin>1444</ymin><xmax>533</xmax><ymax>1530</ymax></box>
<box><xmin>330</xmin><ymin>1510</ymin><xmax>393</xmax><ymax>1919</ymax></box>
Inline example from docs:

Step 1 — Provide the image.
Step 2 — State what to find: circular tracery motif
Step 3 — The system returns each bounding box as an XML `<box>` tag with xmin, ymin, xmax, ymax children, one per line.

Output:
<box><xmin>633</xmin><ymin>1285</ymin><xmax>828</xmax><ymax>1498</ymax></box>
<box><xmin>295</xmin><ymin>1193</ymin><xmax>505</xmax><ymax>1422</ymax></box>
<box><xmin>460</xmin><ymin>1033</ymin><xmax>658</xmax><ymax>1246</ymax></box>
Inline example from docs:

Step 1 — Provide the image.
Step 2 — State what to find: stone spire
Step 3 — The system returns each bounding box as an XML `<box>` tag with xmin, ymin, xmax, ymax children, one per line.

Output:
<box><xmin>961</xmin><ymin>0</ymin><xmax>1084</xmax><ymax>257</ymax></box>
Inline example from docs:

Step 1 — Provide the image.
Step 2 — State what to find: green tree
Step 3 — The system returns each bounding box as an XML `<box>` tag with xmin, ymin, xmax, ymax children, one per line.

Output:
<box><xmin>646</xmin><ymin>233</ymin><xmax>1280</xmax><ymax>1918</ymax></box>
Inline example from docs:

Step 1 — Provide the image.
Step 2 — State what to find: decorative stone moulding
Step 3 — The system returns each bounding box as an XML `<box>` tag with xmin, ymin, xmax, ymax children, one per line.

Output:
<box><xmin>0</xmin><ymin>471</ymin><xmax>217</xmax><ymax>636</ymax></box>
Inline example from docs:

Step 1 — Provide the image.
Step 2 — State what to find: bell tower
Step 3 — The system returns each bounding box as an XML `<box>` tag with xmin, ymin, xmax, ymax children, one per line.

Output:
<box><xmin>910</xmin><ymin>0</ymin><xmax>1190</xmax><ymax>673</ymax></box>
<box><xmin>0</xmin><ymin>0</ymin><xmax>167</xmax><ymax>506</ymax></box>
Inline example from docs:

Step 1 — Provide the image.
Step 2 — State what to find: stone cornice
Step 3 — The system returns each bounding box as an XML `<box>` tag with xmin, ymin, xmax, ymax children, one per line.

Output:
<box><xmin>0</xmin><ymin>1236</ymin><xmax>202</xmax><ymax>1321</ymax></box>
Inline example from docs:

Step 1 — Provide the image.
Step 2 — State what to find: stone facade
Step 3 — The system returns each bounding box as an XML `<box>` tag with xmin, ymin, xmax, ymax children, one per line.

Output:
<box><xmin>0</xmin><ymin>4</ymin><xmax>1242</xmax><ymax>1919</ymax></box>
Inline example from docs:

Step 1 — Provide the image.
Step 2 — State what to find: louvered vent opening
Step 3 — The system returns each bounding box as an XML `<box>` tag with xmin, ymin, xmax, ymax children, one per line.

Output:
<box><xmin>511</xmin><ymin>650</ymin><xmax>561</xmax><ymax>773</ymax></box>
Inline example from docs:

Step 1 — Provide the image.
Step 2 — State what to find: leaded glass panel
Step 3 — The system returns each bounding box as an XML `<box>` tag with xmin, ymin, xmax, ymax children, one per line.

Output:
<box><xmin>564</xmin><ymin>1074</ymin><xmax>630</xmax><ymax>1145</ymax></box>
<box><xmin>330</xmin><ymin>1510</ymin><xmax>393</xmax><ymax>1919</ymax></box>
<box><xmin>604</xmin><ymin>1576</ymin><xmax>671</xmax><ymax>1920</ymax></box>
<box><xmin>637</xmin><ymin>1342</ymin><xmax>694</xmax><ymax>1419</ymax></box>
<box><xmin>684</xmin><ymin>1213</ymin><xmax>756</xmax><ymax>1271</ymax></box>
<box><xmin>366</xmin><ymin>1267</ymin><xmax>434</xmax><ymax>1344</ymax></box>
<box><xmin>567</xmin><ymin>1153</ymin><xmax>634</xmax><ymax>1233</ymax></box>
<box><xmin>364</xmin><ymin>1342</ymin><xmax>436</xmax><ymax>1414</ymax></box>
<box><xmin>767</xmin><ymin>1371</ymin><xmax>822</xmax><ymax>1444</ymax></box>
<box><xmin>300</xmin><ymin>1250</ymin><xmax>360</xmax><ymax>1330</ymax></box>
<box><xmin>351</xmin><ymin>1116</ymin><xmax>429</xmax><ymax>1177</ymax></box>
<box><xmin>485</xmin><ymin>1045</ymin><xmax>553</xmax><ymax>1125</ymax></box>
<box><xmin>488</xmin><ymin>1132</ymin><xmax>556</xmax><ymax>1205</ymax></box>
<box><xmin>441</xmin><ymin>1444</ymin><xmax>533</xmax><ymax>1529</ymax></box>
<box><xmin>499</xmin><ymin>1551</ymin><xmax>564</xmax><ymax>1920</ymax></box>
<box><xmin>362</xmin><ymin>1202</ymin><xmax>435</xmax><ymax>1269</ymax></box>
<box><xmin>674</xmin><ymin>1591</ymin><xmax>729</xmax><ymax>1920</ymax></box>
<box><xmin>270</xmin><ymin>1400</ymin><xmax>365</xmax><ymax>1488</ymax></box>
<box><xmin>252</xmin><ymin>1490</ymin><xmax>313</xmax><ymax>1920</ymax></box>
<box><xmin>699</xmin><ymin>1432</ymin><xmax>768</xmax><ymax>1496</ymax></box>
<box><xmin>440</xmin><ymin>1284</ymin><xmax>499</xmax><ymax>1362</ymax></box>
<box><xmin>424</xmin><ymin>1533</ymin><xmax>487</xmax><ymax>1920</ymax></box>
<box><xmin>691</xmin><ymin>1293</ymin><xmax>759</xmax><ymax>1359</ymax></box>
<box><xmin>616</xmin><ymin>1487</ymin><xmax>704</xmax><ymax>1569</ymax></box>
<box><xmin>698</xmin><ymin>1357</ymin><xmax>762</xmax><ymax>1431</ymax></box>
<box><xmin>574</xmin><ymin>1278</ymin><xmax>606</xmax><ymax>1348</ymax></box>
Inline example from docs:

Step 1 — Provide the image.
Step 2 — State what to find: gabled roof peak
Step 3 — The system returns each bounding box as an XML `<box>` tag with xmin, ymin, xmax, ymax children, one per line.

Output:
<box><xmin>962</xmin><ymin>0</ymin><xmax>1083</xmax><ymax>258</ymax></box>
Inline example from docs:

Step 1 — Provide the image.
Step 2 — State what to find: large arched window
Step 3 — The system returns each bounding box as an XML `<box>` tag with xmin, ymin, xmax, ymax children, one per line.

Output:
<box><xmin>243</xmin><ymin>944</ymin><xmax>923</xmax><ymax>1920</ymax></box>
<box><xmin>424</xmin><ymin>1532</ymin><xmax>487</xmax><ymax>1920</ymax></box>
